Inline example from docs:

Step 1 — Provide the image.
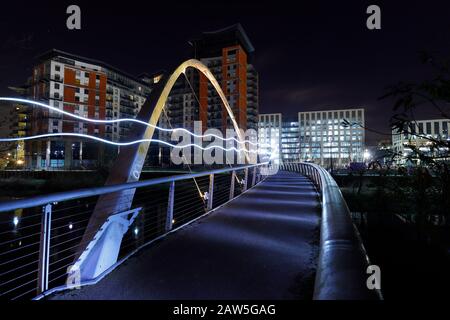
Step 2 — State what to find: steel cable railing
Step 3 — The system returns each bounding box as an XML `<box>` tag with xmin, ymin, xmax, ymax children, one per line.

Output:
<box><xmin>0</xmin><ymin>163</ymin><xmax>268</xmax><ymax>300</ymax></box>
<box><xmin>280</xmin><ymin>162</ymin><xmax>382</xmax><ymax>300</ymax></box>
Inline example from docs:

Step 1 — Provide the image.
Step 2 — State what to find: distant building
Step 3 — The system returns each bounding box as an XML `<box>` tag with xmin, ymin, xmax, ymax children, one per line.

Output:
<box><xmin>259</xmin><ymin>109</ymin><xmax>365</xmax><ymax>167</ymax></box>
<box><xmin>392</xmin><ymin>118</ymin><xmax>450</xmax><ymax>165</ymax></box>
<box><xmin>0</xmin><ymin>100</ymin><xmax>29</xmax><ymax>167</ymax></box>
<box><xmin>298</xmin><ymin>108</ymin><xmax>365</xmax><ymax>168</ymax></box>
<box><xmin>258</xmin><ymin>113</ymin><xmax>300</xmax><ymax>164</ymax></box>
<box><xmin>281</xmin><ymin>118</ymin><xmax>300</xmax><ymax>163</ymax></box>
<box><xmin>24</xmin><ymin>49</ymin><xmax>152</xmax><ymax>169</ymax></box>
<box><xmin>258</xmin><ymin>113</ymin><xmax>282</xmax><ymax>164</ymax></box>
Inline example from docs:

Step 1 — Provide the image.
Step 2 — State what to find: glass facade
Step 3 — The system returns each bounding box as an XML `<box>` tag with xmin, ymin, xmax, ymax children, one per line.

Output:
<box><xmin>298</xmin><ymin>109</ymin><xmax>365</xmax><ymax>168</ymax></box>
<box><xmin>258</xmin><ymin>113</ymin><xmax>282</xmax><ymax>164</ymax></box>
<box><xmin>281</xmin><ymin>120</ymin><xmax>299</xmax><ymax>162</ymax></box>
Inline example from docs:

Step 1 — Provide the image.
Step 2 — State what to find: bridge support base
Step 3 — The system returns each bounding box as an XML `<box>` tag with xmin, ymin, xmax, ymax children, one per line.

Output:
<box><xmin>69</xmin><ymin>208</ymin><xmax>141</xmax><ymax>282</ymax></box>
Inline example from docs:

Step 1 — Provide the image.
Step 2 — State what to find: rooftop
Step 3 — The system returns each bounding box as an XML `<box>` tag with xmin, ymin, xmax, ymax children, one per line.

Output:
<box><xmin>189</xmin><ymin>23</ymin><xmax>255</xmax><ymax>58</ymax></box>
<box><xmin>36</xmin><ymin>49</ymin><xmax>151</xmax><ymax>87</ymax></box>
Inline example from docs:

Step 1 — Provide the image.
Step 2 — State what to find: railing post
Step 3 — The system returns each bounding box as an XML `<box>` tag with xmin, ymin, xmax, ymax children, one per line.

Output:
<box><xmin>207</xmin><ymin>174</ymin><xmax>214</xmax><ymax>211</ymax></box>
<box><xmin>252</xmin><ymin>166</ymin><xmax>257</xmax><ymax>187</ymax></box>
<box><xmin>243</xmin><ymin>168</ymin><xmax>248</xmax><ymax>192</ymax></box>
<box><xmin>229</xmin><ymin>170</ymin><xmax>236</xmax><ymax>200</ymax></box>
<box><xmin>37</xmin><ymin>203</ymin><xmax>52</xmax><ymax>294</ymax></box>
<box><xmin>165</xmin><ymin>181</ymin><xmax>175</xmax><ymax>232</ymax></box>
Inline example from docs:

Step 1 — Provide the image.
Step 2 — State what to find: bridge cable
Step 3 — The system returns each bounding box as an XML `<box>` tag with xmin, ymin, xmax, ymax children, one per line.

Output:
<box><xmin>160</xmin><ymin>101</ymin><xmax>205</xmax><ymax>206</ymax></box>
<box><xmin>182</xmin><ymin>71</ymin><xmax>243</xmax><ymax>185</ymax></box>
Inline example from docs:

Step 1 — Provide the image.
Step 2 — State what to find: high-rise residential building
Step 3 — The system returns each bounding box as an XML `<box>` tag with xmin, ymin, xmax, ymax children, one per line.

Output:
<box><xmin>161</xmin><ymin>24</ymin><xmax>258</xmax><ymax>134</ymax></box>
<box><xmin>25</xmin><ymin>49</ymin><xmax>152</xmax><ymax>169</ymax></box>
<box><xmin>392</xmin><ymin>118</ymin><xmax>450</xmax><ymax>165</ymax></box>
<box><xmin>191</xmin><ymin>24</ymin><xmax>258</xmax><ymax>132</ymax></box>
<box><xmin>153</xmin><ymin>24</ymin><xmax>258</xmax><ymax>166</ymax></box>
<box><xmin>298</xmin><ymin>108</ymin><xmax>365</xmax><ymax>168</ymax></box>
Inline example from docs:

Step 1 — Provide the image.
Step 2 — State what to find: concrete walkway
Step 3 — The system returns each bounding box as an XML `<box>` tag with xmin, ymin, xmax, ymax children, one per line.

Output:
<box><xmin>52</xmin><ymin>171</ymin><xmax>321</xmax><ymax>300</ymax></box>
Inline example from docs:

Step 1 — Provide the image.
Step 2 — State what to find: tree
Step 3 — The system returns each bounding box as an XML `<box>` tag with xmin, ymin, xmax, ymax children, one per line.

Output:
<box><xmin>381</xmin><ymin>52</ymin><xmax>450</xmax><ymax>226</ymax></box>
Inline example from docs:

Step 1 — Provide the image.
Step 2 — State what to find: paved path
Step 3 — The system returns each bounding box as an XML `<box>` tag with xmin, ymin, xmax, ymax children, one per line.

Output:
<box><xmin>52</xmin><ymin>171</ymin><xmax>321</xmax><ymax>300</ymax></box>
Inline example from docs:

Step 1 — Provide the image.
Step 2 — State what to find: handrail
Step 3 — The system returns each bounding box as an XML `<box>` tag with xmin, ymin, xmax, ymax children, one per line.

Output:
<box><xmin>0</xmin><ymin>163</ymin><xmax>267</xmax><ymax>213</ymax></box>
<box><xmin>281</xmin><ymin>162</ymin><xmax>382</xmax><ymax>300</ymax></box>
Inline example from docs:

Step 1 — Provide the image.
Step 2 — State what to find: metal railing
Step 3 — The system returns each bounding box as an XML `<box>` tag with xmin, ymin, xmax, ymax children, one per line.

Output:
<box><xmin>281</xmin><ymin>162</ymin><xmax>382</xmax><ymax>300</ymax></box>
<box><xmin>0</xmin><ymin>163</ymin><xmax>268</xmax><ymax>300</ymax></box>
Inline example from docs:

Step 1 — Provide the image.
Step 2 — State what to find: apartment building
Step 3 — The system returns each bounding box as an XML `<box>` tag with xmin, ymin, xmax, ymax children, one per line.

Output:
<box><xmin>26</xmin><ymin>49</ymin><xmax>152</xmax><ymax>169</ymax></box>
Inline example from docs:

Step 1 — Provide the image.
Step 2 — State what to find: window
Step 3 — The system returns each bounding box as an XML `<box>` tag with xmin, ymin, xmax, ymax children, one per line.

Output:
<box><xmin>85</xmin><ymin>72</ymin><xmax>90</xmax><ymax>78</ymax></box>
<box><xmin>54</xmin><ymin>83</ymin><xmax>60</xmax><ymax>89</ymax></box>
<box><xmin>443</xmin><ymin>122</ymin><xmax>448</xmax><ymax>135</ymax></box>
<box><xmin>434</xmin><ymin>122</ymin><xmax>440</xmax><ymax>135</ymax></box>
<box><xmin>426</xmin><ymin>122</ymin><xmax>432</xmax><ymax>134</ymax></box>
<box><xmin>55</xmin><ymin>65</ymin><xmax>61</xmax><ymax>72</ymax></box>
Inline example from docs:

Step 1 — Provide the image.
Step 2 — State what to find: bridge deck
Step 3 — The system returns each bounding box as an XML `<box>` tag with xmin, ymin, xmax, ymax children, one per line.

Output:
<box><xmin>51</xmin><ymin>171</ymin><xmax>321</xmax><ymax>300</ymax></box>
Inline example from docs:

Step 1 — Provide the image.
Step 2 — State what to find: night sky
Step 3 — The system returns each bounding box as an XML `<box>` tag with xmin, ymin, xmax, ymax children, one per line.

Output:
<box><xmin>1</xmin><ymin>0</ymin><xmax>450</xmax><ymax>144</ymax></box>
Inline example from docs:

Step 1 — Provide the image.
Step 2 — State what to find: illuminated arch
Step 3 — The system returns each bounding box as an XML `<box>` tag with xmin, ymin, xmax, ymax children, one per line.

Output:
<box><xmin>75</xmin><ymin>60</ymin><xmax>252</xmax><ymax>272</ymax></box>
<box><xmin>144</xmin><ymin>59</ymin><xmax>247</xmax><ymax>154</ymax></box>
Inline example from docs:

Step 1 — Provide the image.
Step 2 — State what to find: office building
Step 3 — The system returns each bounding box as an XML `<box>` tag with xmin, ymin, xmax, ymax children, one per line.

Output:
<box><xmin>281</xmin><ymin>118</ymin><xmax>300</xmax><ymax>162</ymax></box>
<box><xmin>258</xmin><ymin>113</ymin><xmax>282</xmax><ymax>164</ymax></box>
<box><xmin>258</xmin><ymin>113</ymin><xmax>300</xmax><ymax>164</ymax></box>
<box><xmin>298</xmin><ymin>108</ymin><xmax>365</xmax><ymax>168</ymax></box>
<box><xmin>259</xmin><ymin>109</ymin><xmax>365</xmax><ymax>167</ymax></box>
<box><xmin>392</xmin><ymin>118</ymin><xmax>450</xmax><ymax>165</ymax></box>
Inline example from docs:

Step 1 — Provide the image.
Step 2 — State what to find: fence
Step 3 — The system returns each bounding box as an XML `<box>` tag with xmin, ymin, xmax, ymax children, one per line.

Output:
<box><xmin>0</xmin><ymin>163</ymin><xmax>268</xmax><ymax>300</ymax></box>
<box><xmin>281</xmin><ymin>162</ymin><xmax>382</xmax><ymax>300</ymax></box>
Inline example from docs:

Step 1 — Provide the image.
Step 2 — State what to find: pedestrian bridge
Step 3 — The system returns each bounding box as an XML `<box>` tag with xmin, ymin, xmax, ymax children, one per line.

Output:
<box><xmin>52</xmin><ymin>171</ymin><xmax>320</xmax><ymax>300</ymax></box>
<box><xmin>0</xmin><ymin>163</ymin><xmax>381</xmax><ymax>300</ymax></box>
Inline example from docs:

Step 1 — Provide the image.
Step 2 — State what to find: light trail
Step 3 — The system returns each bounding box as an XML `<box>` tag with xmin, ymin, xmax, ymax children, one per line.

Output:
<box><xmin>0</xmin><ymin>97</ymin><xmax>266</xmax><ymax>147</ymax></box>
<box><xmin>0</xmin><ymin>133</ymin><xmax>269</xmax><ymax>154</ymax></box>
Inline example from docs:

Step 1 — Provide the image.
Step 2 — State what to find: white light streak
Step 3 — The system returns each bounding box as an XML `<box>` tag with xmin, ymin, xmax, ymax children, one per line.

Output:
<box><xmin>0</xmin><ymin>97</ymin><xmax>265</xmax><ymax>147</ymax></box>
<box><xmin>0</xmin><ymin>132</ymin><xmax>265</xmax><ymax>154</ymax></box>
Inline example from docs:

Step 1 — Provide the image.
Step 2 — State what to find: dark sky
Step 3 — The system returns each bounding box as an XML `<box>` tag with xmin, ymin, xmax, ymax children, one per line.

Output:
<box><xmin>1</xmin><ymin>0</ymin><xmax>450</xmax><ymax>144</ymax></box>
